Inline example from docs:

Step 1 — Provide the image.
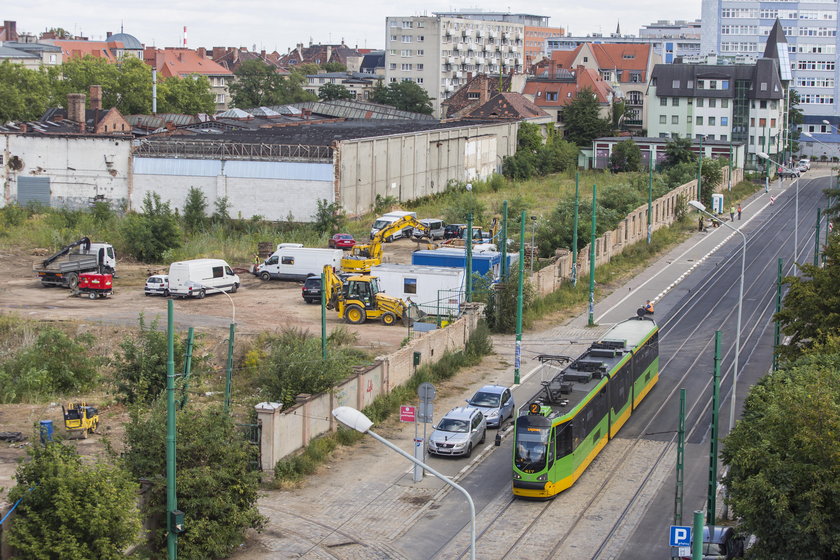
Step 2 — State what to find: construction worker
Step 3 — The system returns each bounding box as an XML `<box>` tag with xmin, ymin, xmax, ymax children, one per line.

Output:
<box><xmin>644</xmin><ymin>300</ymin><xmax>654</xmax><ymax>314</ymax></box>
<box><xmin>730</xmin><ymin>206</ymin><xmax>736</xmax><ymax>221</ymax></box>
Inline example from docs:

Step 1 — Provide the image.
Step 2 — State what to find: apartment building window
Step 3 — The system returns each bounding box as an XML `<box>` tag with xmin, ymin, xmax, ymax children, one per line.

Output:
<box><xmin>416</xmin><ymin>50</ymin><xmax>424</xmax><ymax>56</ymax></box>
<box><xmin>630</xmin><ymin>72</ymin><xmax>641</xmax><ymax>83</ymax></box>
<box><xmin>720</xmin><ymin>134</ymin><xmax>727</xmax><ymax>142</ymax></box>
<box><xmin>215</xmin><ymin>94</ymin><xmax>225</xmax><ymax>103</ymax></box>
<box><xmin>749</xmin><ymin>135</ymin><xmax>754</xmax><ymax>145</ymax></box>
<box><xmin>389</xmin><ymin>63</ymin><xmax>397</xmax><ymax>70</ymax></box>
<box><xmin>546</xmin><ymin>92</ymin><xmax>558</xmax><ymax>101</ymax></box>
<box><xmin>672</xmin><ymin>98</ymin><xmax>679</xmax><ymax>106</ymax></box>
<box><xmin>721</xmin><ymin>99</ymin><xmax>729</xmax><ymax>108</ymax></box>
<box><xmin>672</xmin><ymin>115</ymin><xmax>679</xmax><ymax>124</ymax></box>
<box><xmin>697</xmin><ymin>98</ymin><xmax>704</xmax><ymax>107</ymax></box>
<box><xmin>721</xmin><ymin>117</ymin><xmax>728</xmax><ymax>126</ymax></box>
<box><xmin>417</xmin><ymin>64</ymin><xmax>424</xmax><ymax>70</ymax></box>
<box><xmin>391</xmin><ymin>35</ymin><xmax>398</xmax><ymax>41</ymax></box>
<box><xmin>696</xmin><ymin>116</ymin><xmax>703</xmax><ymax>125</ymax></box>
<box><xmin>402</xmin><ymin>35</ymin><xmax>412</xmax><ymax>42</ymax></box>
<box><xmin>402</xmin><ymin>21</ymin><xmax>413</xmax><ymax>28</ymax></box>
<box><xmin>672</xmin><ymin>80</ymin><xmax>680</xmax><ymax>88</ymax></box>
<box><xmin>416</xmin><ymin>78</ymin><xmax>423</xmax><ymax>84</ymax></box>
<box><xmin>401</xmin><ymin>63</ymin><xmax>412</xmax><ymax>71</ymax></box>
<box><xmin>771</xmin><ymin>118</ymin><xmax>776</xmax><ymax>127</ymax></box>
<box><xmin>418</xmin><ymin>36</ymin><xmax>425</xmax><ymax>42</ymax></box>
<box><xmin>709</xmin><ymin>117</ymin><xmax>716</xmax><ymax>126</ymax></box>
<box><xmin>602</xmin><ymin>71</ymin><xmax>612</xmax><ymax>81</ymax></box>
<box><xmin>660</xmin><ymin>115</ymin><xmax>667</xmax><ymax>124</ymax></box>
<box><xmin>660</xmin><ymin>97</ymin><xmax>668</xmax><ymax>106</ymax></box>
<box><xmin>401</xmin><ymin>49</ymin><xmax>411</xmax><ymax>57</ymax></box>
<box><xmin>709</xmin><ymin>99</ymin><xmax>716</xmax><ymax>108</ymax></box>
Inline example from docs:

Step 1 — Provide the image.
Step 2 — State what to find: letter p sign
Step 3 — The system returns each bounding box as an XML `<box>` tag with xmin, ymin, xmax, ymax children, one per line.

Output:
<box><xmin>669</xmin><ymin>525</ymin><xmax>691</xmax><ymax>547</ymax></box>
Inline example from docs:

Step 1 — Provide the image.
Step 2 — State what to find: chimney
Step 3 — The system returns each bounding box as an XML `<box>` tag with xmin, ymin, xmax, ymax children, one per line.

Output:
<box><xmin>3</xmin><ymin>21</ymin><xmax>17</xmax><ymax>41</ymax></box>
<box><xmin>79</xmin><ymin>121</ymin><xmax>85</xmax><ymax>133</ymax></box>
<box><xmin>481</xmin><ymin>78</ymin><xmax>490</xmax><ymax>104</ymax></box>
<box><xmin>197</xmin><ymin>47</ymin><xmax>206</xmax><ymax>58</ymax></box>
<box><xmin>467</xmin><ymin>71</ymin><xmax>473</xmax><ymax>81</ymax></box>
<box><xmin>67</xmin><ymin>93</ymin><xmax>86</xmax><ymax>123</ymax></box>
<box><xmin>89</xmin><ymin>85</ymin><xmax>102</xmax><ymax>111</ymax></box>
<box><xmin>549</xmin><ymin>60</ymin><xmax>556</xmax><ymax>78</ymax></box>
<box><xmin>212</xmin><ymin>46</ymin><xmax>226</xmax><ymax>60</ymax></box>
<box><xmin>19</xmin><ymin>123</ymin><xmax>27</xmax><ymax>133</ymax></box>
<box><xmin>107</xmin><ymin>31</ymin><xmax>112</xmax><ymax>38</ymax></box>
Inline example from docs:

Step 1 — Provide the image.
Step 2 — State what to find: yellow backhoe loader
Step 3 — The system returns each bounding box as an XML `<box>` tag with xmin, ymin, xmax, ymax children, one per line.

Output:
<box><xmin>341</xmin><ymin>215</ymin><xmax>430</xmax><ymax>274</ymax></box>
<box><xmin>323</xmin><ymin>265</ymin><xmax>420</xmax><ymax>325</ymax></box>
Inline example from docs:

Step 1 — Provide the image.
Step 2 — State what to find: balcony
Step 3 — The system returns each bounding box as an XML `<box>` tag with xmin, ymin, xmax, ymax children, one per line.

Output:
<box><xmin>476</xmin><ymin>57</ymin><xmax>485</xmax><ymax>64</ymax></box>
<box><xmin>447</xmin><ymin>56</ymin><xmax>460</xmax><ymax>64</ymax></box>
<box><xmin>455</xmin><ymin>42</ymin><xmax>466</xmax><ymax>51</ymax></box>
<box><xmin>462</xmin><ymin>56</ymin><xmax>473</xmax><ymax>64</ymax></box>
<box><xmin>463</xmin><ymin>29</ymin><xmax>474</xmax><ymax>38</ymax></box>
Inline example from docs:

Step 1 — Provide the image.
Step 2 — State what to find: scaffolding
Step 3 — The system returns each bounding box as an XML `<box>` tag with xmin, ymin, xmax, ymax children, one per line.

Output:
<box><xmin>133</xmin><ymin>139</ymin><xmax>333</xmax><ymax>162</ymax></box>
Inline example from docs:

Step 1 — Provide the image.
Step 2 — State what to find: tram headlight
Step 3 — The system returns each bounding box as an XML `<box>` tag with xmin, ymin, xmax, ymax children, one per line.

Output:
<box><xmin>537</xmin><ymin>474</ymin><xmax>547</xmax><ymax>481</ymax></box>
<box><xmin>513</xmin><ymin>472</ymin><xmax>521</xmax><ymax>479</ymax></box>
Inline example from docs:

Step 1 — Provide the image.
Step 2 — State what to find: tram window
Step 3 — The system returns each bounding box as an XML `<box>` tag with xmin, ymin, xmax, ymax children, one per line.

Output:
<box><xmin>556</xmin><ymin>424</ymin><xmax>573</xmax><ymax>455</ymax></box>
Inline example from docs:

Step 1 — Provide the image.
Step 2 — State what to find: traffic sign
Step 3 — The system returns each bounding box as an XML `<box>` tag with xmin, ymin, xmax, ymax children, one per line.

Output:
<box><xmin>418</xmin><ymin>402</ymin><xmax>433</xmax><ymax>423</ymax></box>
<box><xmin>399</xmin><ymin>405</ymin><xmax>416</xmax><ymax>422</ymax></box>
<box><xmin>417</xmin><ymin>382</ymin><xmax>436</xmax><ymax>402</ymax></box>
<box><xmin>669</xmin><ymin>525</ymin><xmax>691</xmax><ymax>547</ymax></box>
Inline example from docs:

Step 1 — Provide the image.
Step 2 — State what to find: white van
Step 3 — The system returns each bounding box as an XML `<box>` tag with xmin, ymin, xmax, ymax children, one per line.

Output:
<box><xmin>256</xmin><ymin>246</ymin><xmax>343</xmax><ymax>281</ymax></box>
<box><xmin>168</xmin><ymin>259</ymin><xmax>240</xmax><ymax>299</ymax></box>
<box><xmin>413</xmin><ymin>218</ymin><xmax>446</xmax><ymax>240</ymax></box>
<box><xmin>370</xmin><ymin>211</ymin><xmax>417</xmax><ymax>241</ymax></box>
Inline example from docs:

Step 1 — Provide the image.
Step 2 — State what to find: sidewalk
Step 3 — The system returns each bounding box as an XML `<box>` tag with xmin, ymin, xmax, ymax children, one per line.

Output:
<box><xmin>230</xmin><ymin>176</ymin><xmax>809</xmax><ymax>559</ymax></box>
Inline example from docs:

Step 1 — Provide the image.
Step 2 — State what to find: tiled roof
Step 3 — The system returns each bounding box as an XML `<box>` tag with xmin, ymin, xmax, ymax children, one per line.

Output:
<box><xmin>590</xmin><ymin>43</ymin><xmax>651</xmax><ymax>72</ymax></box>
<box><xmin>145</xmin><ymin>48</ymin><xmax>233</xmax><ymax>78</ymax></box>
<box><xmin>462</xmin><ymin>92</ymin><xmax>549</xmax><ymax>120</ymax></box>
<box><xmin>48</xmin><ymin>39</ymin><xmax>124</xmax><ymax>62</ymax></box>
<box><xmin>524</xmin><ymin>67</ymin><xmax>612</xmax><ymax>107</ymax></box>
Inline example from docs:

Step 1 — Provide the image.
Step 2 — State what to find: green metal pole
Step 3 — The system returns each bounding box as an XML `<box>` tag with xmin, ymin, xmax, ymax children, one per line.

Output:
<box><xmin>514</xmin><ymin>210</ymin><xmax>525</xmax><ymax>384</ymax></box>
<box><xmin>179</xmin><ymin>327</ymin><xmax>195</xmax><ymax>410</ymax></box>
<box><xmin>692</xmin><ymin>510</ymin><xmax>704</xmax><ymax>560</ymax></box>
<box><xmin>647</xmin><ymin>150</ymin><xmax>653</xmax><ymax>245</ymax></box>
<box><xmin>814</xmin><ymin>208</ymin><xmax>821</xmax><ymax>267</ymax></box>
<box><xmin>572</xmin><ymin>173</ymin><xmax>580</xmax><ymax>287</ymax></box>
<box><xmin>708</xmin><ymin>330</ymin><xmax>721</xmax><ymax>527</ymax></box>
<box><xmin>466</xmin><ymin>213</ymin><xmax>473</xmax><ymax>302</ymax></box>
<box><xmin>728</xmin><ymin>140</ymin><xmax>733</xmax><ymax>191</ymax></box>
<box><xmin>773</xmin><ymin>258</ymin><xmax>782</xmax><ymax>372</ymax></box>
<box><xmin>697</xmin><ymin>136</ymin><xmax>703</xmax><ymax>201</ymax></box>
<box><xmin>501</xmin><ymin>200</ymin><xmax>509</xmax><ymax>280</ymax></box>
<box><xmin>166</xmin><ymin>299</ymin><xmax>178</xmax><ymax>560</ymax></box>
<box><xmin>588</xmin><ymin>184</ymin><xmax>597</xmax><ymax>327</ymax></box>
<box><xmin>321</xmin><ymin>271</ymin><xmax>327</xmax><ymax>361</ymax></box>
<box><xmin>674</xmin><ymin>388</ymin><xmax>686</xmax><ymax>525</ymax></box>
<box><xmin>224</xmin><ymin>322</ymin><xmax>235</xmax><ymax>415</ymax></box>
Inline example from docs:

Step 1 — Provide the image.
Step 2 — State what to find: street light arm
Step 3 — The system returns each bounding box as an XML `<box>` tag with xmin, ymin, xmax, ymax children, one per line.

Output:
<box><xmin>198</xmin><ymin>284</ymin><xmax>236</xmax><ymax>323</ymax></box>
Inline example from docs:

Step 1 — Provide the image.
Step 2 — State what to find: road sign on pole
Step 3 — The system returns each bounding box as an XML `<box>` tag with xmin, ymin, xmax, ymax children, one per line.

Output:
<box><xmin>669</xmin><ymin>525</ymin><xmax>691</xmax><ymax>547</ymax></box>
<box><xmin>400</xmin><ymin>405</ymin><xmax>416</xmax><ymax>422</ymax></box>
<box><xmin>417</xmin><ymin>382</ymin><xmax>436</xmax><ymax>403</ymax></box>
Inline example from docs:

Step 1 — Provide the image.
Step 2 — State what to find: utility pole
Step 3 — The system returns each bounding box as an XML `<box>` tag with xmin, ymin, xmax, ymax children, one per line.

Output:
<box><xmin>588</xmin><ymin>185</ymin><xmax>597</xmax><ymax>327</ymax></box>
<box><xmin>500</xmin><ymin>200</ymin><xmax>509</xmax><ymax>280</ymax></box>
<box><xmin>647</xmin><ymin>149</ymin><xmax>653</xmax><ymax>245</ymax></box>
<box><xmin>321</xmin><ymin>271</ymin><xmax>327</xmax><ymax>360</ymax></box>
<box><xmin>708</xmin><ymin>331</ymin><xmax>721</xmax><ymax>527</ymax></box>
<box><xmin>814</xmin><ymin>208</ymin><xmax>821</xmax><ymax>266</ymax></box>
<box><xmin>466</xmin><ymin>213</ymin><xmax>473</xmax><ymax>302</ymax></box>
<box><xmin>572</xmin><ymin>173</ymin><xmax>580</xmax><ymax>287</ymax></box>
<box><xmin>515</xmin><ymin>210</ymin><xmax>525</xmax><ymax>384</ymax></box>
<box><xmin>773</xmin><ymin>258</ymin><xmax>782</xmax><ymax>372</ymax></box>
<box><xmin>674</xmin><ymin>388</ymin><xmax>686</xmax><ymax>525</ymax></box>
<box><xmin>166</xmin><ymin>300</ymin><xmax>178</xmax><ymax>559</ymax></box>
<box><xmin>224</xmin><ymin>322</ymin><xmax>235</xmax><ymax>415</ymax></box>
<box><xmin>697</xmin><ymin>136</ymin><xmax>703</xmax><ymax>201</ymax></box>
<box><xmin>179</xmin><ymin>327</ymin><xmax>195</xmax><ymax>409</ymax></box>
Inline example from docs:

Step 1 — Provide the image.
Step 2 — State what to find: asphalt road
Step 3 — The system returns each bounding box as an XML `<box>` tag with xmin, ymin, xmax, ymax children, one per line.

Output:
<box><xmin>387</xmin><ymin>171</ymin><xmax>832</xmax><ymax>559</ymax></box>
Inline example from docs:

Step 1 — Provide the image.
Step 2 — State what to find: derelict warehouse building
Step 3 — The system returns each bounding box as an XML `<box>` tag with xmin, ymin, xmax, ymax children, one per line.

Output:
<box><xmin>131</xmin><ymin>119</ymin><xmax>519</xmax><ymax>221</ymax></box>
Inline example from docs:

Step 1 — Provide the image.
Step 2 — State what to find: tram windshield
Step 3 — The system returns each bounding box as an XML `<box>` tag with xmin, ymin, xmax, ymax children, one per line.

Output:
<box><xmin>515</xmin><ymin>425</ymin><xmax>550</xmax><ymax>472</ymax></box>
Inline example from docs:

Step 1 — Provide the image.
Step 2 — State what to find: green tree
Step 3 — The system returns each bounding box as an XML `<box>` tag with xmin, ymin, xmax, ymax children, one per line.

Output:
<box><xmin>788</xmin><ymin>89</ymin><xmax>804</xmax><ymax>157</ymax></box>
<box><xmin>8</xmin><ymin>443</ymin><xmax>140</xmax><ymax>559</ymax></box>
<box><xmin>369</xmin><ymin>81</ymin><xmax>433</xmax><ymax>114</ymax></box>
<box><xmin>113</xmin><ymin>315</ymin><xmax>188</xmax><ymax>404</ymax></box>
<box><xmin>56</xmin><ymin>56</ymin><xmax>153</xmax><ymax>114</ymax></box>
<box><xmin>663</xmin><ymin>137</ymin><xmax>696</xmax><ymax>168</ymax></box>
<box><xmin>322</xmin><ymin>62</ymin><xmax>347</xmax><ymax>72</ymax></box>
<box><xmin>120</xmin><ymin>192</ymin><xmax>181</xmax><ymax>262</ymax></box>
<box><xmin>230</xmin><ymin>59</ymin><xmax>315</xmax><ymax>108</ymax></box>
<box><xmin>609</xmin><ymin>139</ymin><xmax>643</xmax><ymax>172</ymax></box>
<box><xmin>561</xmin><ymin>88</ymin><xmax>612</xmax><ymax>146</ymax></box>
<box><xmin>183</xmin><ymin>187</ymin><xmax>208</xmax><ymax>232</ymax></box>
<box><xmin>722</xmin><ymin>339</ymin><xmax>840</xmax><ymax>559</ymax></box>
<box><xmin>318</xmin><ymin>82</ymin><xmax>354</xmax><ymax>101</ymax></box>
<box><xmin>292</xmin><ymin>63</ymin><xmax>322</xmax><ymax>77</ymax></box>
<box><xmin>123</xmin><ymin>401</ymin><xmax>265</xmax><ymax>560</ymax></box>
<box><xmin>212</xmin><ymin>196</ymin><xmax>232</xmax><ymax>225</ymax></box>
<box><xmin>774</xmin><ymin>235</ymin><xmax>840</xmax><ymax>361</ymax></box>
<box><xmin>0</xmin><ymin>61</ymin><xmax>55</xmax><ymax>121</ymax></box>
<box><xmin>485</xmin><ymin>279</ymin><xmax>535</xmax><ymax>333</ymax></box>
<box><xmin>442</xmin><ymin>191</ymin><xmax>487</xmax><ymax>225</ymax></box>
<box><xmin>611</xmin><ymin>99</ymin><xmax>630</xmax><ymax>130</ymax></box>
<box><xmin>157</xmin><ymin>74</ymin><xmax>215</xmax><ymax>114</ymax></box>
<box><xmin>312</xmin><ymin>199</ymin><xmax>346</xmax><ymax>234</ymax></box>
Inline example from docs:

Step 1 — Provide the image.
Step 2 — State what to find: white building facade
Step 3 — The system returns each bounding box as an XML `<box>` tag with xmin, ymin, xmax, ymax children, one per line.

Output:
<box><xmin>384</xmin><ymin>15</ymin><xmax>525</xmax><ymax>117</ymax></box>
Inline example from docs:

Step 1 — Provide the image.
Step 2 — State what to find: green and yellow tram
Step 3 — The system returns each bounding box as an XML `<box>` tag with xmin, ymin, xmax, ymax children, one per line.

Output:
<box><xmin>512</xmin><ymin>316</ymin><xmax>659</xmax><ymax>499</ymax></box>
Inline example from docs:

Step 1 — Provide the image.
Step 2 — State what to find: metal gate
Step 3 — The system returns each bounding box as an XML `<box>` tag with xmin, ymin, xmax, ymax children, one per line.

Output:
<box><xmin>237</xmin><ymin>423</ymin><xmax>262</xmax><ymax>471</ymax></box>
<box><xmin>17</xmin><ymin>177</ymin><xmax>51</xmax><ymax>206</ymax></box>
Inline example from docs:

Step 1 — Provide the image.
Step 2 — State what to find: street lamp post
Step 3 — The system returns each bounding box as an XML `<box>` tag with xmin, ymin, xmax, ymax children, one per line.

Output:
<box><xmin>332</xmin><ymin>407</ymin><xmax>477</xmax><ymax>560</ymax></box>
<box><xmin>758</xmin><ymin>151</ymin><xmax>799</xmax><ymax>273</ymax></box>
<box><xmin>530</xmin><ymin>215</ymin><xmax>537</xmax><ymax>274</ymax></box>
<box><xmin>197</xmin><ymin>284</ymin><xmax>237</xmax><ymax>413</ymax></box>
<box><xmin>688</xmin><ymin>201</ymin><xmax>746</xmax><ymax>434</ymax></box>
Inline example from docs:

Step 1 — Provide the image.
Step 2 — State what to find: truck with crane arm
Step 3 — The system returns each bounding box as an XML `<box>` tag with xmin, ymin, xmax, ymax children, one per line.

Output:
<box><xmin>341</xmin><ymin>215</ymin><xmax>430</xmax><ymax>274</ymax></box>
<box><xmin>33</xmin><ymin>237</ymin><xmax>117</xmax><ymax>289</ymax></box>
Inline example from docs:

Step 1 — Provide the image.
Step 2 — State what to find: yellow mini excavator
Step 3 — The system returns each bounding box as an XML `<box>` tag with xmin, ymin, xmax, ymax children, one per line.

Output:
<box><xmin>62</xmin><ymin>402</ymin><xmax>99</xmax><ymax>439</ymax></box>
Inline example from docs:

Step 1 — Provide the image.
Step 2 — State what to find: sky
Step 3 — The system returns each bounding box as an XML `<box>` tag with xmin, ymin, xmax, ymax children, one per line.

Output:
<box><xmin>6</xmin><ymin>1</ymin><xmax>701</xmax><ymax>52</ymax></box>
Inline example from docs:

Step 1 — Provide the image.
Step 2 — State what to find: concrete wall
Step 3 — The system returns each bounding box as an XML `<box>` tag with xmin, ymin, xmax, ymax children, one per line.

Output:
<box><xmin>1</xmin><ymin>134</ymin><xmax>131</xmax><ymax>209</ymax></box>
<box><xmin>257</xmin><ymin>306</ymin><xmax>482</xmax><ymax>470</ymax></box>
<box><xmin>528</xmin><ymin>165</ymin><xmax>744</xmax><ymax>296</ymax></box>
<box><xmin>130</xmin><ymin>157</ymin><xmax>334</xmax><ymax>222</ymax></box>
<box><xmin>338</xmin><ymin>122</ymin><xmax>518</xmax><ymax>216</ymax></box>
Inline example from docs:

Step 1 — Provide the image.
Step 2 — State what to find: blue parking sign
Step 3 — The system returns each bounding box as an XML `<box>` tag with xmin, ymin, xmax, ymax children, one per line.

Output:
<box><xmin>670</xmin><ymin>526</ymin><xmax>691</xmax><ymax>547</ymax></box>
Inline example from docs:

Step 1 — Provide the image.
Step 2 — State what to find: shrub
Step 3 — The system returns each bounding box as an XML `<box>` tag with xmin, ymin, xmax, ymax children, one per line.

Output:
<box><xmin>120</xmin><ymin>192</ymin><xmax>181</xmax><ymax>262</ymax></box>
<box><xmin>312</xmin><ymin>199</ymin><xmax>346</xmax><ymax>234</ymax></box>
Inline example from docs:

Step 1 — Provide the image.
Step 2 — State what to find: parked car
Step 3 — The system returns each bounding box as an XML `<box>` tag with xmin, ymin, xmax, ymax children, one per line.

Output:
<box><xmin>329</xmin><ymin>233</ymin><xmax>356</xmax><ymax>249</ymax></box>
<box><xmin>798</xmin><ymin>157</ymin><xmax>811</xmax><ymax>171</ymax></box>
<box><xmin>778</xmin><ymin>166</ymin><xmax>800</xmax><ymax>178</ymax></box>
<box><xmin>443</xmin><ymin>224</ymin><xmax>466</xmax><ymax>240</ymax></box>
<box><xmin>412</xmin><ymin>218</ymin><xmax>446</xmax><ymax>240</ymax></box>
<box><xmin>427</xmin><ymin>406</ymin><xmax>486</xmax><ymax>458</ymax></box>
<box><xmin>465</xmin><ymin>385</ymin><xmax>515</xmax><ymax>428</ymax></box>
<box><xmin>301</xmin><ymin>275</ymin><xmax>322</xmax><ymax>304</ymax></box>
<box><xmin>144</xmin><ymin>274</ymin><xmax>169</xmax><ymax>297</ymax></box>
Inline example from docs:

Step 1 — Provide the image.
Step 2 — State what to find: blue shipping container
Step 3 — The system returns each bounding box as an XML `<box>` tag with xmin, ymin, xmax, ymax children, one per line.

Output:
<box><xmin>411</xmin><ymin>249</ymin><xmax>517</xmax><ymax>282</ymax></box>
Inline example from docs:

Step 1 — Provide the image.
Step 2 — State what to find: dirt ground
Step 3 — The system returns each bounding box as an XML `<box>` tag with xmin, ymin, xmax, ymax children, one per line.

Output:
<box><xmin>0</xmin><ymin>237</ymin><xmax>426</xmax><ymax>502</ymax></box>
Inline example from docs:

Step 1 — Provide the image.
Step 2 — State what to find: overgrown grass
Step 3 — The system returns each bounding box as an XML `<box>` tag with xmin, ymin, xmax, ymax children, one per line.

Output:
<box><xmin>272</xmin><ymin>321</ymin><xmax>493</xmax><ymax>485</ymax></box>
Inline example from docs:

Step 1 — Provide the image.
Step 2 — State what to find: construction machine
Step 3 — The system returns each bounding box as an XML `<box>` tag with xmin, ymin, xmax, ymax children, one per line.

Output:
<box><xmin>323</xmin><ymin>265</ymin><xmax>417</xmax><ymax>325</ymax></box>
<box><xmin>62</xmin><ymin>402</ymin><xmax>99</xmax><ymax>439</ymax></box>
<box><xmin>34</xmin><ymin>237</ymin><xmax>117</xmax><ymax>289</ymax></box>
<box><xmin>341</xmin><ymin>215</ymin><xmax>430</xmax><ymax>274</ymax></box>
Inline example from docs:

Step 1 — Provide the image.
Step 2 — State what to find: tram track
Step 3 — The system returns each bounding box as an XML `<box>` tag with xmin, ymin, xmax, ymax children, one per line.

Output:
<box><xmin>440</xmin><ymin>178</ymin><xmax>827</xmax><ymax>560</ymax></box>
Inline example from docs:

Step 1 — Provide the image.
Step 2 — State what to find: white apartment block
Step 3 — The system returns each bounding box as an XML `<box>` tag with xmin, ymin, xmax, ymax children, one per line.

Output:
<box><xmin>701</xmin><ymin>0</ymin><xmax>839</xmax><ymax>120</ymax></box>
<box><xmin>384</xmin><ymin>16</ymin><xmax>525</xmax><ymax>117</ymax></box>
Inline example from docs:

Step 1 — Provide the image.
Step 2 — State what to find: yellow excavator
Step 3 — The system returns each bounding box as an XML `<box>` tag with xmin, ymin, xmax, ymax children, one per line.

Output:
<box><xmin>341</xmin><ymin>215</ymin><xmax>430</xmax><ymax>274</ymax></box>
<box><xmin>323</xmin><ymin>265</ymin><xmax>416</xmax><ymax>325</ymax></box>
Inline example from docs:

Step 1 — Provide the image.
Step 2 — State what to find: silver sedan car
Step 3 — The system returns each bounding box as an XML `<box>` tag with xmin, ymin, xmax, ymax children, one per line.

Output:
<box><xmin>427</xmin><ymin>406</ymin><xmax>486</xmax><ymax>458</ymax></box>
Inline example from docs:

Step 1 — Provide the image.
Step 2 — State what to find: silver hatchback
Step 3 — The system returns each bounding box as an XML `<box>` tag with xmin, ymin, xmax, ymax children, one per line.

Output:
<box><xmin>427</xmin><ymin>406</ymin><xmax>486</xmax><ymax>458</ymax></box>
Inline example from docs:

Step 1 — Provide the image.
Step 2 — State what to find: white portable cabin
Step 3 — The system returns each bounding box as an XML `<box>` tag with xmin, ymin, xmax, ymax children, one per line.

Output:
<box><xmin>168</xmin><ymin>258</ymin><xmax>240</xmax><ymax>298</ymax></box>
<box><xmin>257</xmin><ymin>246</ymin><xmax>344</xmax><ymax>281</ymax></box>
<box><xmin>370</xmin><ymin>263</ymin><xmax>465</xmax><ymax>316</ymax></box>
